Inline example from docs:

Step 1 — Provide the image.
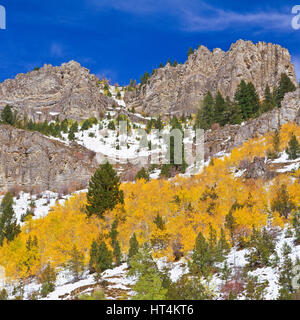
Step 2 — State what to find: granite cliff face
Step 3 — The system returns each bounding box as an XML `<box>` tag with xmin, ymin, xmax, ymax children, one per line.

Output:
<box><xmin>125</xmin><ymin>40</ymin><xmax>297</xmax><ymax>116</ymax></box>
<box><xmin>0</xmin><ymin>61</ymin><xmax>116</xmax><ymax>122</ymax></box>
<box><xmin>0</xmin><ymin>125</ymin><xmax>98</xmax><ymax>192</ymax></box>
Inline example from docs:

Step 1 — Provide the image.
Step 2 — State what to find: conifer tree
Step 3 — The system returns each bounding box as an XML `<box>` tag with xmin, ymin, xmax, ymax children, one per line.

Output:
<box><xmin>191</xmin><ymin>232</ymin><xmax>211</xmax><ymax>277</ymax></box>
<box><xmin>1</xmin><ymin>105</ymin><xmax>14</xmax><ymax>125</ymax></box>
<box><xmin>109</xmin><ymin>220</ymin><xmax>122</xmax><ymax>266</ymax></box>
<box><xmin>128</xmin><ymin>233</ymin><xmax>139</xmax><ymax>261</ymax></box>
<box><xmin>274</xmin><ymin>73</ymin><xmax>296</xmax><ymax>108</ymax></box>
<box><xmin>39</xmin><ymin>262</ymin><xmax>56</xmax><ymax>298</ymax></box>
<box><xmin>271</xmin><ymin>184</ymin><xmax>296</xmax><ymax>218</ymax></box>
<box><xmin>268</xmin><ymin>129</ymin><xmax>281</xmax><ymax>159</ymax></box>
<box><xmin>0</xmin><ymin>192</ymin><xmax>21</xmax><ymax>246</ymax></box>
<box><xmin>90</xmin><ymin>240</ymin><xmax>113</xmax><ymax>276</ymax></box>
<box><xmin>86</xmin><ymin>162</ymin><xmax>124</xmax><ymax>219</ymax></box>
<box><xmin>67</xmin><ymin>245</ymin><xmax>85</xmax><ymax>282</ymax></box>
<box><xmin>286</xmin><ymin>133</ymin><xmax>300</xmax><ymax>160</ymax></box>
<box><xmin>262</xmin><ymin>85</ymin><xmax>274</xmax><ymax>112</ymax></box>
<box><xmin>215</xmin><ymin>91</ymin><xmax>227</xmax><ymax>125</ymax></box>
<box><xmin>195</xmin><ymin>91</ymin><xmax>215</xmax><ymax>130</ymax></box>
<box><xmin>187</xmin><ymin>47</ymin><xmax>194</xmax><ymax>57</ymax></box>
<box><xmin>135</xmin><ymin>168</ymin><xmax>150</xmax><ymax>181</ymax></box>
<box><xmin>234</xmin><ymin>80</ymin><xmax>260</xmax><ymax>120</ymax></box>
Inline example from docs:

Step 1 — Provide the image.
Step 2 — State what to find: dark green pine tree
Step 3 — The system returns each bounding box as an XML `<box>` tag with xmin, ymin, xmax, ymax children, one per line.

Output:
<box><xmin>0</xmin><ymin>192</ymin><xmax>21</xmax><ymax>246</ymax></box>
<box><xmin>172</xmin><ymin>60</ymin><xmax>178</xmax><ymax>67</ymax></box>
<box><xmin>274</xmin><ymin>73</ymin><xmax>296</xmax><ymax>108</ymax></box>
<box><xmin>286</xmin><ymin>133</ymin><xmax>300</xmax><ymax>160</ymax></box>
<box><xmin>109</xmin><ymin>220</ymin><xmax>122</xmax><ymax>266</ymax></box>
<box><xmin>191</xmin><ymin>231</ymin><xmax>211</xmax><ymax>277</ymax></box>
<box><xmin>195</xmin><ymin>91</ymin><xmax>215</xmax><ymax>130</ymax></box>
<box><xmin>86</xmin><ymin>162</ymin><xmax>124</xmax><ymax>219</ymax></box>
<box><xmin>227</xmin><ymin>102</ymin><xmax>243</xmax><ymax>125</ymax></box>
<box><xmin>187</xmin><ymin>47</ymin><xmax>194</xmax><ymax>58</ymax></box>
<box><xmin>271</xmin><ymin>184</ymin><xmax>296</xmax><ymax>219</ymax></box>
<box><xmin>234</xmin><ymin>80</ymin><xmax>260</xmax><ymax>120</ymax></box>
<box><xmin>1</xmin><ymin>105</ymin><xmax>14</xmax><ymax>125</ymax></box>
<box><xmin>128</xmin><ymin>233</ymin><xmax>139</xmax><ymax>261</ymax></box>
<box><xmin>215</xmin><ymin>91</ymin><xmax>227</xmax><ymax>125</ymax></box>
<box><xmin>154</xmin><ymin>214</ymin><xmax>165</xmax><ymax>230</ymax></box>
<box><xmin>89</xmin><ymin>240</ymin><xmax>113</xmax><ymax>276</ymax></box>
<box><xmin>68</xmin><ymin>129</ymin><xmax>75</xmax><ymax>141</ymax></box>
<box><xmin>262</xmin><ymin>85</ymin><xmax>275</xmax><ymax>112</ymax></box>
<box><xmin>68</xmin><ymin>245</ymin><xmax>85</xmax><ymax>282</ymax></box>
<box><xmin>135</xmin><ymin>168</ymin><xmax>150</xmax><ymax>182</ymax></box>
<box><xmin>89</xmin><ymin>240</ymin><xmax>99</xmax><ymax>273</ymax></box>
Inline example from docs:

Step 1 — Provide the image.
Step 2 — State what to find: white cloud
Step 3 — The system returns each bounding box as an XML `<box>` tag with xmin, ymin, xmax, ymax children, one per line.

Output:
<box><xmin>87</xmin><ymin>0</ymin><xmax>293</xmax><ymax>33</ymax></box>
<box><xmin>50</xmin><ymin>43</ymin><xmax>64</xmax><ymax>57</ymax></box>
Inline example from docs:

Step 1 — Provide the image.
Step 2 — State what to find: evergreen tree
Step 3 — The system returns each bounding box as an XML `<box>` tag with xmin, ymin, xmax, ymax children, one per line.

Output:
<box><xmin>262</xmin><ymin>85</ymin><xmax>274</xmax><ymax>112</ymax></box>
<box><xmin>268</xmin><ymin>129</ymin><xmax>281</xmax><ymax>159</ymax></box>
<box><xmin>215</xmin><ymin>91</ymin><xmax>227</xmax><ymax>125</ymax></box>
<box><xmin>39</xmin><ymin>262</ymin><xmax>56</xmax><ymax>298</ymax></box>
<box><xmin>173</xmin><ymin>60</ymin><xmax>178</xmax><ymax>67</ymax></box>
<box><xmin>245</xmin><ymin>227</ymin><xmax>276</xmax><ymax>269</ymax></box>
<box><xmin>286</xmin><ymin>133</ymin><xmax>300</xmax><ymax>160</ymax></box>
<box><xmin>195</xmin><ymin>91</ymin><xmax>215</xmax><ymax>130</ymax></box>
<box><xmin>67</xmin><ymin>245</ymin><xmax>85</xmax><ymax>282</ymax></box>
<box><xmin>68</xmin><ymin>129</ymin><xmax>75</xmax><ymax>141</ymax></box>
<box><xmin>187</xmin><ymin>47</ymin><xmax>194</xmax><ymax>57</ymax></box>
<box><xmin>109</xmin><ymin>220</ymin><xmax>122</xmax><ymax>266</ymax></box>
<box><xmin>128</xmin><ymin>245</ymin><xmax>167</xmax><ymax>300</ymax></box>
<box><xmin>108</xmin><ymin>121</ymin><xmax>116</xmax><ymax>130</ymax></box>
<box><xmin>0</xmin><ymin>192</ymin><xmax>21</xmax><ymax>246</ymax></box>
<box><xmin>135</xmin><ymin>167</ymin><xmax>150</xmax><ymax>181</ymax></box>
<box><xmin>271</xmin><ymin>184</ymin><xmax>296</xmax><ymax>219</ymax></box>
<box><xmin>274</xmin><ymin>73</ymin><xmax>296</xmax><ymax>108</ymax></box>
<box><xmin>86</xmin><ymin>162</ymin><xmax>124</xmax><ymax>219</ymax></box>
<box><xmin>91</xmin><ymin>241</ymin><xmax>113</xmax><ymax>276</ymax></box>
<box><xmin>191</xmin><ymin>232</ymin><xmax>211</xmax><ymax>277</ymax></box>
<box><xmin>228</xmin><ymin>103</ymin><xmax>243</xmax><ymax>125</ymax></box>
<box><xmin>278</xmin><ymin>243</ymin><xmax>295</xmax><ymax>300</ymax></box>
<box><xmin>153</xmin><ymin>214</ymin><xmax>165</xmax><ymax>231</ymax></box>
<box><xmin>1</xmin><ymin>105</ymin><xmax>14</xmax><ymax>125</ymax></box>
<box><xmin>225</xmin><ymin>204</ymin><xmax>238</xmax><ymax>244</ymax></box>
<box><xmin>234</xmin><ymin>80</ymin><xmax>260</xmax><ymax>120</ymax></box>
<box><xmin>128</xmin><ymin>233</ymin><xmax>139</xmax><ymax>261</ymax></box>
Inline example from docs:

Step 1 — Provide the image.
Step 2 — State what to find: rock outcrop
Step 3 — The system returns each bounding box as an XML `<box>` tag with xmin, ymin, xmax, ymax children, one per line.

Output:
<box><xmin>204</xmin><ymin>89</ymin><xmax>300</xmax><ymax>160</ymax></box>
<box><xmin>0</xmin><ymin>61</ymin><xmax>116</xmax><ymax>122</ymax></box>
<box><xmin>125</xmin><ymin>40</ymin><xmax>297</xmax><ymax>116</ymax></box>
<box><xmin>0</xmin><ymin>125</ymin><xmax>99</xmax><ymax>192</ymax></box>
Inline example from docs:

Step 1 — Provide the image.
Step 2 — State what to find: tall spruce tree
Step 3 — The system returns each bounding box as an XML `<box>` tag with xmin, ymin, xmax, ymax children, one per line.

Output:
<box><xmin>0</xmin><ymin>192</ymin><xmax>21</xmax><ymax>246</ymax></box>
<box><xmin>195</xmin><ymin>91</ymin><xmax>215</xmax><ymax>130</ymax></box>
<box><xmin>286</xmin><ymin>133</ymin><xmax>300</xmax><ymax>160</ymax></box>
<box><xmin>262</xmin><ymin>85</ymin><xmax>274</xmax><ymax>112</ymax></box>
<box><xmin>1</xmin><ymin>105</ymin><xmax>14</xmax><ymax>125</ymax></box>
<box><xmin>86</xmin><ymin>162</ymin><xmax>124</xmax><ymax>219</ymax></box>
<box><xmin>274</xmin><ymin>73</ymin><xmax>296</xmax><ymax>108</ymax></box>
<box><xmin>234</xmin><ymin>80</ymin><xmax>260</xmax><ymax>120</ymax></box>
<box><xmin>215</xmin><ymin>91</ymin><xmax>227</xmax><ymax>125</ymax></box>
<box><xmin>128</xmin><ymin>233</ymin><xmax>139</xmax><ymax>261</ymax></box>
<box><xmin>191</xmin><ymin>231</ymin><xmax>211</xmax><ymax>277</ymax></box>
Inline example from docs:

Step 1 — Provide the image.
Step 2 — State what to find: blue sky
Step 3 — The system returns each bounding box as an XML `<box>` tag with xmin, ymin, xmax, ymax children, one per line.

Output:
<box><xmin>0</xmin><ymin>0</ymin><xmax>300</xmax><ymax>85</ymax></box>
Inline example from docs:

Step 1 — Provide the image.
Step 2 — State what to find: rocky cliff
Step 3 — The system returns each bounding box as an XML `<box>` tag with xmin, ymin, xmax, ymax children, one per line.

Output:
<box><xmin>0</xmin><ymin>61</ymin><xmax>116</xmax><ymax>122</ymax></box>
<box><xmin>0</xmin><ymin>125</ymin><xmax>99</xmax><ymax>192</ymax></box>
<box><xmin>125</xmin><ymin>40</ymin><xmax>297</xmax><ymax>116</ymax></box>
